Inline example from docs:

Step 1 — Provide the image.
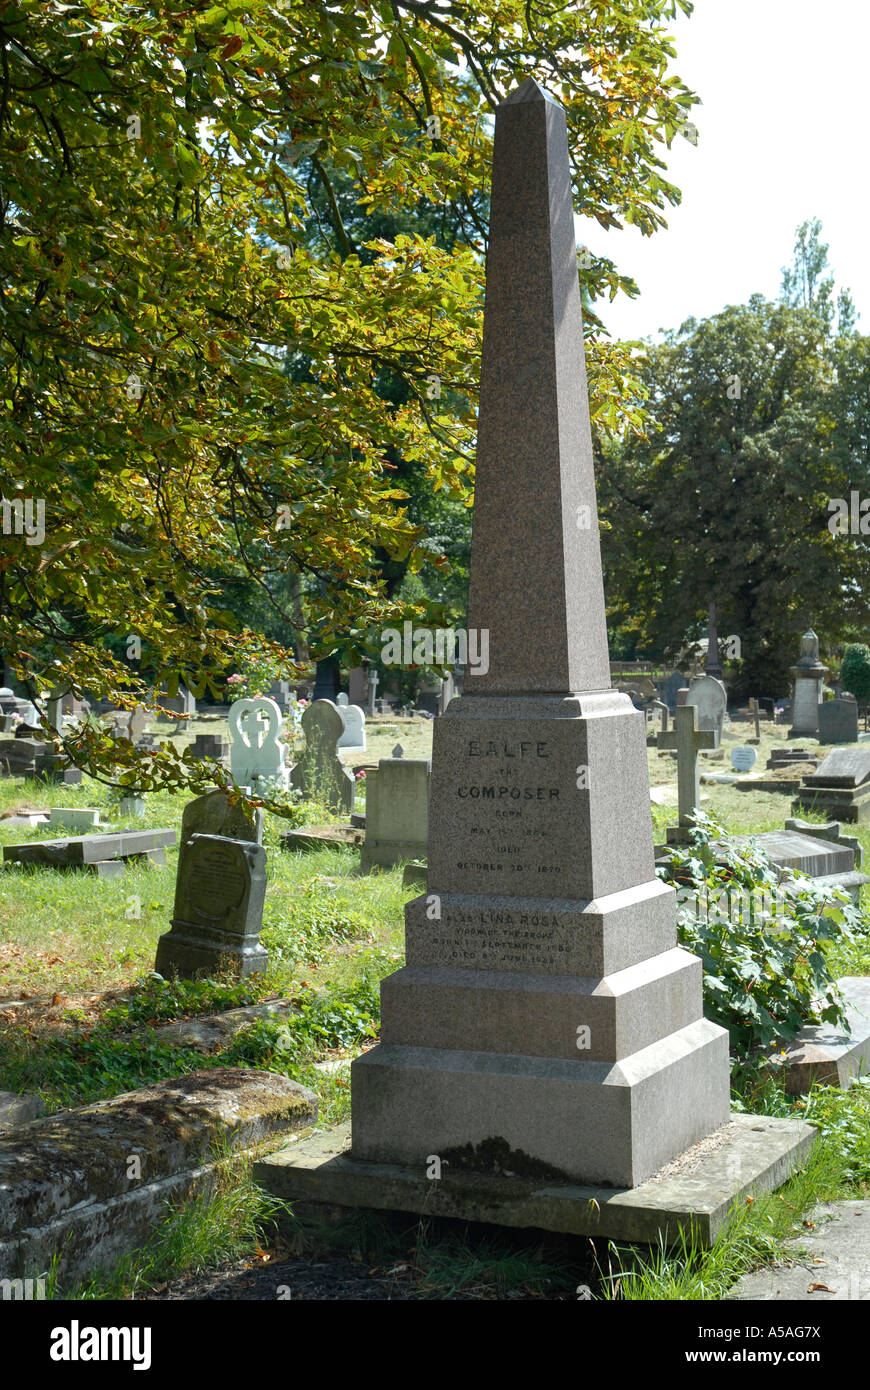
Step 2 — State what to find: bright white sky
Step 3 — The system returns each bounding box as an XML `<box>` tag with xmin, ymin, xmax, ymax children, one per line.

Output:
<box><xmin>586</xmin><ymin>0</ymin><xmax>870</xmax><ymax>343</ymax></box>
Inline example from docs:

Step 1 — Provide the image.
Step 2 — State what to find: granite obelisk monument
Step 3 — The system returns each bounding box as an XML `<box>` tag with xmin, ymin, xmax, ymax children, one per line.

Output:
<box><xmin>351</xmin><ymin>78</ymin><xmax>731</xmax><ymax>1187</ymax></box>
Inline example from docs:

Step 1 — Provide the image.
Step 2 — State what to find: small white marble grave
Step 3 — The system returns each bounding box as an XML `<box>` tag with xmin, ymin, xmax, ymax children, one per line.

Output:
<box><xmin>228</xmin><ymin>696</ymin><xmax>290</xmax><ymax>792</ymax></box>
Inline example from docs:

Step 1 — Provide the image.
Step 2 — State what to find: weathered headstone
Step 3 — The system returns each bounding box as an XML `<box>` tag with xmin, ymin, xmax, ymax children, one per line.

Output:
<box><xmin>360</xmin><ymin>758</ymin><xmax>430</xmax><ymax>871</ymax></box>
<box><xmin>685</xmin><ymin>674</ymin><xmax>727</xmax><ymax>746</ymax></box>
<box><xmin>336</xmin><ymin>692</ymin><xmax>349</xmax><ymax>708</ymax></box>
<box><xmin>350</xmin><ymin>79</ymin><xmax>730</xmax><ymax>1190</ymax></box>
<box><xmin>181</xmin><ymin>789</ymin><xmax>263</xmax><ymax>846</ymax></box>
<box><xmin>367</xmin><ymin>670</ymin><xmax>379</xmax><ymax>717</ymax></box>
<box><xmin>3</xmin><ymin>828</ymin><xmax>174</xmax><ymax>877</ymax></box>
<box><xmin>817</xmin><ymin>697</ymin><xmax>859</xmax><ymax>745</ymax></box>
<box><xmin>788</xmin><ymin>630</ymin><xmax>827</xmax><ymax>738</ymax></box>
<box><xmin>228</xmin><ymin>696</ymin><xmax>290</xmax><ymax>792</ymax></box>
<box><xmin>290</xmin><ymin>700</ymin><xmax>354</xmax><ymax>814</ymax></box>
<box><xmin>154</xmin><ymin>833</ymin><xmax>268</xmax><ymax>979</ymax></box>
<box><xmin>337</xmin><ymin>703</ymin><xmax>366</xmax><ymax>752</ymax></box>
<box><xmin>48</xmin><ymin>807</ymin><xmax>109</xmax><ymax>833</ymax></box>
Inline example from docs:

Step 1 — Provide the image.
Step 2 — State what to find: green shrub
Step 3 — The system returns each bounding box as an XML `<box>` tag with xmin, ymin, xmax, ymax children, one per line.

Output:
<box><xmin>658</xmin><ymin>812</ymin><xmax>865</xmax><ymax>1057</ymax></box>
<box><xmin>840</xmin><ymin>643</ymin><xmax>870</xmax><ymax>703</ymax></box>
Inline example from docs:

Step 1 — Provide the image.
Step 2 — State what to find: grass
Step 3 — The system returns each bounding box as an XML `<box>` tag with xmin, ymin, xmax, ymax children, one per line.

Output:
<box><xmin>1</xmin><ymin>712</ymin><xmax>869</xmax><ymax>1299</ymax></box>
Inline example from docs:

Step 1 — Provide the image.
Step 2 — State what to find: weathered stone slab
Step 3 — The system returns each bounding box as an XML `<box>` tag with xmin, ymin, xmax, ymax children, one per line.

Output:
<box><xmin>0</xmin><ymin>1070</ymin><xmax>315</xmax><ymax>1283</ymax></box>
<box><xmin>48</xmin><ymin>807</ymin><xmax>109</xmax><ymax>833</ymax></box>
<box><xmin>153</xmin><ymin>1001</ymin><xmax>298</xmax><ymax>1052</ymax></box>
<box><xmin>0</xmin><ymin>1092</ymin><xmax>46</xmax><ymax>1132</ymax></box>
<box><xmin>2</xmin><ymin>828</ymin><xmax>175</xmax><ymax>868</ymax></box>
<box><xmin>734</xmin><ymin>830</ymin><xmax>853</xmax><ymax>878</ymax></box>
<box><xmin>767</xmin><ymin>977</ymin><xmax>870</xmax><ymax>1093</ymax></box>
<box><xmin>280</xmin><ymin>825</ymin><xmax>363</xmax><ymax>852</ymax></box>
<box><xmin>256</xmin><ymin>1114</ymin><xmax>815</xmax><ymax>1249</ymax></box>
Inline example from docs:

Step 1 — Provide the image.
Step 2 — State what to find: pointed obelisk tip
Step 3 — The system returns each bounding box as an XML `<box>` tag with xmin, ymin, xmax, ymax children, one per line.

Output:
<box><xmin>502</xmin><ymin>76</ymin><xmax>561</xmax><ymax>108</ymax></box>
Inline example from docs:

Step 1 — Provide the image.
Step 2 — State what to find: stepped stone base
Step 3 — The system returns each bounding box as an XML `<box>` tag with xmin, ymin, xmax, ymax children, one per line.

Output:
<box><xmin>351</xmin><ymin>1018</ymin><xmax>730</xmax><ymax>1190</ymax></box>
<box><xmin>256</xmin><ymin>1114</ymin><xmax>816</xmax><ymax>1248</ymax></box>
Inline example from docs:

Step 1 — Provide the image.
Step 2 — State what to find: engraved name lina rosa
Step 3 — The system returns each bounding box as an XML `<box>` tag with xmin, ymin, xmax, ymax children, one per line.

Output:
<box><xmin>458</xmin><ymin>739</ymin><xmax>560</xmax><ymax>800</ymax></box>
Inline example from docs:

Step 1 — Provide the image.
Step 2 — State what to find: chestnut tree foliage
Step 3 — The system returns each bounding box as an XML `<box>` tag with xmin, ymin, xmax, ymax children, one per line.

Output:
<box><xmin>0</xmin><ymin>0</ymin><xmax>695</xmax><ymax>787</ymax></box>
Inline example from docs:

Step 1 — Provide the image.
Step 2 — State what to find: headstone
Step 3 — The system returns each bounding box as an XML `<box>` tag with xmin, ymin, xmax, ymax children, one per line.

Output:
<box><xmin>657</xmin><ymin>705</ymin><xmax>717</xmax><ymax>843</ymax></box>
<box><xmin>360</xmin><ymin>758</ymin><xmax>430</xmax><ymax>871</ymax></box>
<box><xmin>648</xmin><ymin>699</ymin><xmax>668</xmax><ymax>732</ymax></box>
<box><xmin>336</xmin><ymin>692</ymin><xmax>349</xmax><ymax>708</ymax></box>
<box><xmin>119</xmin><ymin>796</ymin><xmax>146</xmax><ymax>818</ymax></box>
<box><xmin>749</xmin><ymin>698</ymin><xmax>761</xmax><ymax>740</ymax></box>
<box><xmin>189</xmin><ymin>732</ymin><xmax>229</xmax><ymax>761</ymax></box>
<box><xmin>0</xmin><ymin>735</ymin><xmax>82</xmax><ymax>783</ymax></box>
<box><xmin>660</xmin><ymin>672</ymin><xmax>685</xmax><ymax>713</ymax></box>
<box><xmin>268</xmin><ymin>679</ymin><xmax>291</xmax><ymax>712</ymax></box>
<box><xmin>685</xmin><ymin>674</ymin><xmax>727</xmax><ymax>746</ymax></box>
<box><xmin>788</xmin><ymin>630</ymin><xmax>827</xmax><ymax>738</ymax></box>
<box><xmin>154</xmin><ymin>834</ymin><xmax>268</xmax><ymax>979</ymax></box>
<box><xmin>367</xmin><ymin>670</ymin><xmax>379</xmax><ymax>717</ymax></box>
<box><xmin>350</xmin><ymin>78</ymin><xmax>730</xmax><ymax>1190</ymax></box>
<box><xmin>793</xmin><ymin>748</ymin><xmax>870</xmax><ymax>823</ymax></box>
<box><xmin>290</xmin><ymin>700</ymin><xmax>354</xmax><ymax>814</ymax></box>
<box><xmin>730</xmin><ymin>746</ymin><xmax>757</xmax><ymax>774</ymax></box>
<box><xmin>227</xmin><ymin>696</ymin><xmax>290</xmax><ymax>792</ymax></box>
<box><xmin>348</xmin><ymin>667</ymin><xmax>367</xmax><ymax>707</ymax></box>
<box><xmin>181</xmin><ymin>789</ymin><xmax>263</xmax><ymax>846</ymax></box>
<box><xmin>676</xmin><ymin>686</ymin><xmax>689</xmax><ymax>706</ymax></box>
<box><xmin>312</xmin><ymin>656</ymin><xmax>340</xmax><ymax>702</ymax></box>
<box><xmin>817</xmin><ymin>698</ymin><xmax>859</xmax><ymax>745</ymax></box>
<box><xmin>391</xmin><ymin>743</ymin><xmax>404</xmax><ymax>759</ymax></box>
<box><xmin>337</xmin><ymin>703</ymin><xmax>366</xmax><ymax>752</ymax></box>
<box><xmin>158</xmin><ymin>685</ymin><xmax>196</xmax><ymax>720</ymax></box>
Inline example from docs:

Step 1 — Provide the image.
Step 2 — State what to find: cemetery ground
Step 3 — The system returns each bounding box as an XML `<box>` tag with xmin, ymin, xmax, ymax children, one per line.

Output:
<box><xmin>0</xmin><ymin>715</ymin><xmax>869</xmax><ymax>1301</ymax></box>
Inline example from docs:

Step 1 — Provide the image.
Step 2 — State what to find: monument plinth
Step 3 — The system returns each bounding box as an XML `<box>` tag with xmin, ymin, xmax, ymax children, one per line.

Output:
<box><xmin>350</xmin><ymin>78</ymin><xmax>730</xmax><ymax>1188</ymax></box>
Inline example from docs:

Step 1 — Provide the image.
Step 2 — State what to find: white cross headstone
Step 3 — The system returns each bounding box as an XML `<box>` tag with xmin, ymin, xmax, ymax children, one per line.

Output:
<box><xmin>657</xmin><ymin>705</ymin><xmax>716</xmax><ymax>839</ymax></box>
<box><xmin>228</xmin><ymin>696</ymin><xmax>290</xmax><ymax>792</ymax></box>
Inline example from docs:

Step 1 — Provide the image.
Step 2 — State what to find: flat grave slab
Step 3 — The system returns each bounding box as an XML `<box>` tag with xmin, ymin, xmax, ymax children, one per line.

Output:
<box><xmin>803</xmin><ymin>748</ymin><xmax>870</xmax><ymax>787</ymax></box>
<box><xmin>3</xmin><ymin>828</ymin><xmax>175</xmax><ymax>870</ymax></box>
<box><xmin>734</xmin><ymin>829</ymin><xmax>854</xmax><ymax>878</ymax></box>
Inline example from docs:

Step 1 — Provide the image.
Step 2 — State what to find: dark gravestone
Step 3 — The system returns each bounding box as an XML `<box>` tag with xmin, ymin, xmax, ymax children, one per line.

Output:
<box><xmin>154</xmin><ymin>834</ymin><xmax>268</xmax><ymax>979</ymax></box>
<box><xmin>817</xmin><ymin>698</ymin><xmax>859</xmax><ymax>745</ymax></box>
<box><xmin>189</xmin><ymin>732</ymin><xmax>229</xmax><ymax>761</ymax></box>
<box><xmin>181</xmin><ymin>788</ymin><xmax>263</xmax><ymax>845</ymax></box>
<box><xmin>312</xmin><ymin>656</ymin><xmax>341</xmax><ymax>702</ymax></box>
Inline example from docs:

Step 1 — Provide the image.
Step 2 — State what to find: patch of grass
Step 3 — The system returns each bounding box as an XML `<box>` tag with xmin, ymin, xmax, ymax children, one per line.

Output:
<box><xmin>600</xmin><ymin>1076</ymin><xmax>870</xmax><ymax>1300</ymax></box>
<box><xmin>54</xmin><ymin>1157</ymin><xmax>294</xmax><ymax>1300</ymax></box>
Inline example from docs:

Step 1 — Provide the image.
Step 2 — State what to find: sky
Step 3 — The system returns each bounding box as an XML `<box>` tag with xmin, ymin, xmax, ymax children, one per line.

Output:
<box><xmin>586</xmin><ymin>0</ymin><xmax>870</xmax><ymax>344</ymax></box>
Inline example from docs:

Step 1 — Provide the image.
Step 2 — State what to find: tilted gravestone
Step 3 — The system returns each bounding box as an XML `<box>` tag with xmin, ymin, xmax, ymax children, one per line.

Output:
<box><xmin>228</xmin><ymin>696</ymin><xmax>289</xmax><ymax>792</ymax></box>
<box><xmin>154</xmin><ymin>834</ymin><xmax>268</xmax><ymax>979</ymax></box>
<box><xmin>179</xmin><ymin>788</ymin><xmax>263</xmax><ymax>845</ymax></box>
<box><xmin>290</xmin><ymin>700</ymin><xmax>354</xmax><ymax>814</ymax></box>
<box><xmin>817</xmin><ymin>698</ymin><xmax>859</xmax><ymax>745</ymax></box>
<box><xmin>360</xmin><ymin>758</ymin><xmax>430</xmax><ymax>871</ymax></box>
<box><xmin>350</xmin><ymin>78</ymin><xmax>731</xmax><ymax>1190</ymax></box>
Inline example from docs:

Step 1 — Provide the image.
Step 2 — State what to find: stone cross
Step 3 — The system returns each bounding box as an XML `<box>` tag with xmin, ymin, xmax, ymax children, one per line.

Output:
<box><xmin>228</xmin><ymin>696</ymin><xmax>289</xmax><ymax>792</ymax></box>
<box><xmin>657</xmin><ymin>704</ymin><xmax>716</xmax><ymax>839</ymax></box>
<box><xmin>367</xmin><ymin>670</ymin><xmax>379</xmax><ymax>716</ymax></box>
<box><xmin>749</xmin><ymin>697</ymin><xmax>761</xmax><ymax>739</ymax></box>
